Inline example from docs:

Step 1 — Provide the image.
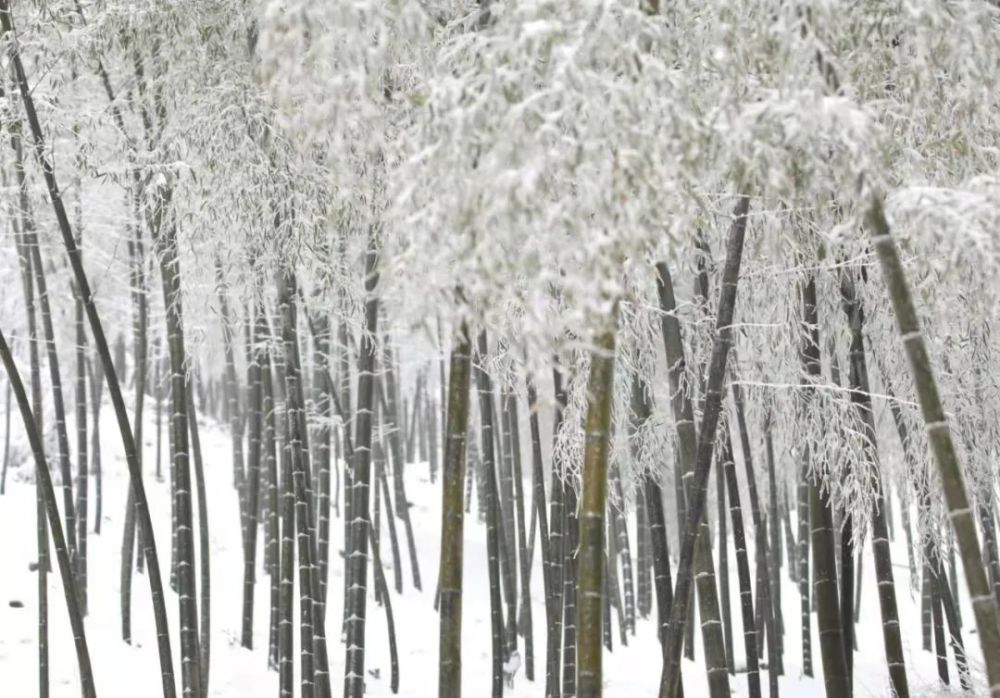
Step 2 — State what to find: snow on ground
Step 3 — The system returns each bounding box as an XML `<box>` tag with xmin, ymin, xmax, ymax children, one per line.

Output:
<box><xmin>0</xmin><ymin>401</ymin><xmax>987</xmax><ymax>696</ymax></box>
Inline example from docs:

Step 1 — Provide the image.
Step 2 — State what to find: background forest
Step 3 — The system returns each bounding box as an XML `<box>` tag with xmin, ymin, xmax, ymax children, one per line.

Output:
<box><xmin>2</xmin><ymin>1</ymin><xmax>1000</xmax><ymax>697</ymax></box>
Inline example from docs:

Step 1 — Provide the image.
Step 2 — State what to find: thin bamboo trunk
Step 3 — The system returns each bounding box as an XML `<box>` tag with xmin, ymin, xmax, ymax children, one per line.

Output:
<box><xmin>474</xmin><ymin>330</ymin><xmax>508</xmax><ymax>698</ymax></box>
<box><xmin>158</xmin><ymin>223</ymin><xmax>202</xmax><ymax>698</ymax></box>
<box><xmin>187</xmin><ymin>382</ymin><xmax>211</xmax><ymax>697</ymax></box>
<box><xmin>507</xmin><ymin>392</ymin><xmax>535</xmax><ymax>678</ymax></box>
<box><xmin>278</xmin><ymin>271</ymin><xmax>330</xmax><ymax>698</ymax></box>
<box><xmin>278</xmin><ymin>361</ymin><xmax>295</xmax><ymax>698</ymax></box>
<box><xmin>217</xmin><ymin>261</ymin><xmax>248</xmax><ymax>550</ymax></box>
<box><xmin>13</xmin><ymin>186</ymin><xmax>49</xmax><ymax>698</ymax></box>
<box><xmin>576</xmin><ymin>322</ymin><xmax>617</xmax><ymax>698</ymax></box>
<box><xmin>660</xmin><ymin>196</ymin><xmax>749</xmax><ymax>698</ymax></box>
<box><xmin>637</xmin><ymin>494</ymin><xmax>652</xmax><ymax>620</ymax></box>
<box><xmin>0</xmin><ymin>328</ymin><xmax>96</xmax><ymax>698</ymax></box>
<box><xmin>88</xmin><ymin>355</ymin><xmax>103</xmax><ymax>534</ymax></box>
<box><xmin>376</xmin><ymin>434</ymin><xmax>404</xmax><ymax>594</ymax></box>
<box><xmin>866</xmin><ymin>198</ymin><xmax>1000</xmax><ymax>695</ymax></box>
<box><xmin>609</xmin><ymin>466</ymin><xmax>635</xmax><ymax>636</ymax></box>
<box><xmin>527</xmin><ymin>377</ymin><xmax>558</xmax><ymax>698</ymax></box>
<box><xmin>1</xmin><ymin>8</ymin><xmax>178</xmax><ymax>692</ymax></box>
<box><xmin>343</xmin><ymin>242</ymin><xmax>380</xmax><ymax>698</ymax></box>
<box><xmin>14</xmin><ymin>129</ymin><xmax>78</xmax><ymax>567</ymax></box>
<box><xmin>496</xmin><ymin>380</ymin><xmax>520</xmax><ymax>654</ymax></box>
<box><xmin>548</xmin><ymin>367</ymin><xmax>568</xmax><ymax>698</ymax></box>
<box><xmin>840</xmin><ymin>268</ymin><xmax>907</xmax><ymax>697</ymax></box>
<box><xmin>721</xmin><ymin>431</ymin><xmax>761</xmax><ymax>698</ymax></box>
<box><xmin>312</xmin><ymin>316</ymin><xmax>332</xmax><ymax>611</ymax></box>
<box><xmin>763</xmin><ymin>413</ymin><xmax>784</xmax><ymax>672</ymax></box>
<box><xmin>654</xmin><ymin>258</ymin><xmax>729</xmax><ymax>692</ymax></box>
<box><xmin>264</xmin><ymin>346</ymin><xmax>281</xmax><ymax>669</ymax></box>
<box><xmin>1</xmin><ymin>376</ymin><xmax>11</xmax><ymax>494</ymax></box>
<box><xmin>74</xmin><ymin>240</ymin><xmax>89</xmax><ymax>615</ymax></box>
<box><xmin>801</xmin><ymin>274</ymin><xmax>849</xmax><ymax>698</ymax></box>
<box><xmin>630</xmin><ymin>376</ymin><xmax>682</xmax><ymax>698</ymax></box>
<box><xmin>242</xmin><ymin>305</ymin><xmax>264</xmax><ymax>649</ymax></box>
<box><xmin>563</xmin><ymin>471</ymin><xmax>579</xmax><ymax>697</ymax></box>
<box><xmin>729</xmin><ymin>380</ymin><xmax>779</xmax><ymax>696</ymax></box>
<box><xmin>382</xmin><ymin>339</ymin><xmax>422</xmax><ymax>590</ymax></box>
<box><xmin>438</xmin><ymin>325</ymin><xmax>472</xmax><ymax>698</ymax></box>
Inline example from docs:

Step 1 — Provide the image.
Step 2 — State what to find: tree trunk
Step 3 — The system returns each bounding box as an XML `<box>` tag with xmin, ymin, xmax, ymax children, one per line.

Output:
<box><xmin>312</xmin><ymin>315</ymin><xmax>333</xmax><ymax>611</ymax></box>
<box><xmin>1</xmin><ymin>376</ymin><xmax>11</xmax><ymax>494</ymax></box>
<box><xmin>74</xmin><ymin>236</ymin><xmax>89</xmax><ymax>615</ymax></box>
<box><xmin>800</xmin><ymin>273</ymin><xmax>850</xmax><ymax>698</ymax></box>
<box><xmin>217</xmin><ymin>261</ymin><xmax>248</xmax><ymax>549</ymax></box>
<box><xmin>527</xmin><ymin>377</ymin><xmax>558</xmax><ymax>698</ymax></box>
<box><xmin>474</xmin><ymin>330</ymin><xmax>509</xmax><ymax>698</ymax></box>
<box><xmin>730</xmin><ymin>380</ymin><xmax>780</xmax><ymax>697</ymax></box>
<box><xmin>840</xmin><ymin>268</ymin><xmax>907</xmax><ymax>697</ymax></box>
<box><xmin>278</xmin><ymin>270</ymin><xmax>330</xmax><ymax>698</ymax></box>
<box><xmin>157</xmin><ymin>221</ymin><xmax>202</xmax><ymax>698</ymax></box>
<box><xmin>264</xmin><ymin>345</ymin><xmax>281</xmax><ymax>669</ymax></box>
<box><xmin>382</xmin><ymin>339</ymin><xmax>422</xmax><ymax>590</ymax></box>
<box><xmin>343</xmin><ymin>241</ymin><xmax>380</xmax><ymax>698</ymax></box>
<box><xmin>763</xmin><ymin>413</ymin><xmax>784</xmax><ymax>672</ymax></box>
<box><xmin>13</xmin><ymin>182</ymin><xmax>50</xmax><ymax>698</ymax></box>
<box><xmin>278</xmin><ymin>347</ymin><xmax>296</xmax><ymax>698</ymax></box>
<box><xmin>866</xmin><ymin>198</ymin><xmax>1000</xmax><ymax>694</ymax></box>
<box><xmin>186</xmin><ymin>382</ymin><xmax>211</xmax><ymax>696</ymax></box>
<box><xmin>506</xmin><ymin>391</ymin><xmax>535</xmax><ymax>678</ymax></box>
<box><xmin>15</xmin><ymin>128</ymin><xmax>78</xmax><ymax>568</ymax></box>
<box><xmin>88</xmin><ymin>355</ymin><xmax>103</xmax><ymax>535</ymax></box>
<box><xmin>576</xmin><ymin>322</ymin><xmax>617</xmax><ymax>698</ymax></box>
<box><xmin>438</xmin><ymin>324</ymin><xmax>472</xmax><ymax>698</ymax></box>
<box><xmin>721</xmin><ymin>431</ymin><xmax>761</xmax><ymax>698</ymax></box>
<box><xmin>1</xmin><ymin>6</ymin><xmax>178</xmax><ymax>692</ymax></box>
<box><xmin>655</xmin><ymin>209</ymin><xmax>750</xmax><ymax>698</ymax></box>
<box><xmin>630</xmin><ymin>375</ymin><xmax>682</xmax><ymax>698</ymax></box>
<box><xmin>0</xmin><ymin>328</ymin><xmax>96</xmax><ymax>698</ymax></box>
<box><xmin>241</xmin><ymin>304</ymin><xmax>264</xmax><ymax>649</ymax></box>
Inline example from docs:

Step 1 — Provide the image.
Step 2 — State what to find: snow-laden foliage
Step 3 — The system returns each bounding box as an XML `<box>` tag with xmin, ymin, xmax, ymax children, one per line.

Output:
<box><xmin>7</xmin><ymin>6</ymin><xmax>1000</xmax><ymax>691</ymax></box>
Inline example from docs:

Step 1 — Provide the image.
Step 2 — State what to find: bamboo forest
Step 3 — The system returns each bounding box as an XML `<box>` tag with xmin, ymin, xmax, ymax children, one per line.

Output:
<box><xmin>4</xmin><ymin>1</ymin><xmax>1000</xmax><ymax>697</ymax></box>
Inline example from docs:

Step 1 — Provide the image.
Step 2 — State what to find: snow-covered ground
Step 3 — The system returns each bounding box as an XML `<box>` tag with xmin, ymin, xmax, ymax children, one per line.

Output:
<box><xmin>0</xmin><ymin>403</ymin><xmax>985</xmax><ymax>696</ymax></box>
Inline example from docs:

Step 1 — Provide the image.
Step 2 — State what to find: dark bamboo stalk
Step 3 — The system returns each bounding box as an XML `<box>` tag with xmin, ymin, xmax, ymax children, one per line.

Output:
<box><xmin>1</xmin><ymin>375</ymin><xmax>11</xmax><ymax>494</ymax></box>
<box><xmin>630</xmin><ymin>375</ymin><xmax>682</xmax><ymax>698</ymax></box>
<box><xmin>729</xmin><ymin>380</ymin><xmax>779</xmax><ymax>697</ymax></box>
<box><xmin>721</xmin><ymin>430</ymin><xmax>761</xmax><ymax>698</ymax></box>
<box><xmin>74</xmin><ymin>230</ymin><xmax>89</xmax><ymax>615</ymax></box>
<box><xmin>343</xmin><ymin>241</ymin><xmax>380</xmax><ymax>698</ymax></box>
<box><xmin>14</xmin><ymin>127</ymin><xmax>78</xmax><ymax>567</ymax></box>
<box><xmin>474</xmin><ymin>330</ymin><xmax>508</xmax><ymax>698</ymax></box>
<box><xmin>801</xmin><ymin>273</ymin><xmax>849</xmax><ymax>698</ymax></box>
<box><xmin>88</xmin><ymin>355</ymin><xmax>103</xmax><ymax>534</ymax></box>
<box><xmin>506</xmin><ymin>391</ymin><xmax>535</xmax><ymax>678</ymax></box>
<box><xmin>241</xmin><ymin>304</ymin><xmax>264</xmax><ymax>649</ymax></box>
<box><xmin>0</xmin><ymin>328</ymin><xmax>96</xmax><ymax>698</ymax></box>
<box><xmin>654</xmin><ymin>256</ymin><xmax>733</xmax><ymax>698</ymax></box>
<box><xmin>186</xmin><ymin>381</ymin><xmax>211</xmax><ymax>696</ymax></box>
<box><xmin>278</xmin><ymin>351</ymin><xmax>295</xmax><ymax>697</ymax></box>
<box><xmin>866</xmin><ymin>197</ymin><xmax>1000</xmax><ymax>694</ymax></box>
<box><xmin>157</xmin><ymin>218</ymin><xmax>202</xmax><ymax>698</ymax></box>
<box><xmin>0</xmin><ymin>7</ymin><xmax>178</xmax><ymax>692</ymax></box>
<box><xmin>840</xmin><ymin>267</ymin><xmax>907</xmax><ymax>697</ymax></box>
<box><xmin>382</xmin><ymin>338</ymin><xmax>422</xmax><ymax>590</ymax></box>
<box><xmin>263</xmin><ymin>344</ymin><xmax>281</xmax><ymax>670</ymax></box>
<box><xmin>13</xmin><ymin>184</ymin><xmax>49</xmax><ymax>698</ymax></box>
<box><xmin>526</xmin><ymin>377</ymin><xmax>558</xmax><ymax>698</ymax></box>
<box><xmin>657</xmin><ymin>195</ymin><xmax>750</xmax><ymax>698</ymax></box>
<box><xmin>217</xmin><ymin>260</ymin><xmax>248</xmax><ymax>548</ymax></box>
